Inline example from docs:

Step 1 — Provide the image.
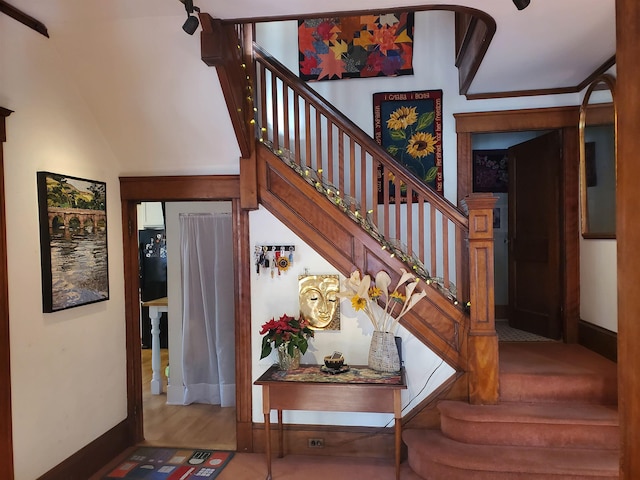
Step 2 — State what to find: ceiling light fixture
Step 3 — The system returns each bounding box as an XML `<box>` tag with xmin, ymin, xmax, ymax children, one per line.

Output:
<box><xmin>513</xmin><ymin>0</ymin><xmax>531</xmax><ymax>10</ymax></box>
<box><xmin>180</xmin><ymin>0</ymin><xmax>200</xmax><ymax>35</ymax></box>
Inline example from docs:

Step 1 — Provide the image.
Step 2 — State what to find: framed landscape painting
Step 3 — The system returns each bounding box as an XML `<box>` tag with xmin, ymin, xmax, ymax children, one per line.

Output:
<box><xmin>37</xmin><ymin>172</ymin><xmax>109</xmax><ymax>312</ymax></box>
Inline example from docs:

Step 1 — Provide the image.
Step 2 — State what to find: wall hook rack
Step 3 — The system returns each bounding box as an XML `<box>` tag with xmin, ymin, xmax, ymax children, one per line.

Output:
<box><xmin>254</xmin><ymin>245</ymin><xmax>296</xmax><ymax>277</ymax></box>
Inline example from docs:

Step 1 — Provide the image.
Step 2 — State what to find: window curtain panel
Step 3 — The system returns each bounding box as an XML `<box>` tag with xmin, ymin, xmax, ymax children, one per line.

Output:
<box><xmin>180</xmin><ymin>213</ymin><xmax>235</xmax><ymax>407</ymax></box>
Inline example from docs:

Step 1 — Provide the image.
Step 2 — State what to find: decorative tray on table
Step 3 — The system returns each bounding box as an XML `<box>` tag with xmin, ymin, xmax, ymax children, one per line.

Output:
<box><xmin>320</xmin><ymin>364</ymin><xmax>351</xmax><ymax>375</ymax></box>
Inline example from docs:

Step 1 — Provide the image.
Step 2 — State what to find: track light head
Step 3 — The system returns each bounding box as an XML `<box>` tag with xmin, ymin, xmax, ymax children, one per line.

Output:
<box><xmin>182</xmin><ymin>14</ymin><xmax>199</xmax><ymax>35</ymax></box>
<box><xmin>513</xmin><ymin>0</ymin><xmax>531</xmax><ymax>10</ymax></box>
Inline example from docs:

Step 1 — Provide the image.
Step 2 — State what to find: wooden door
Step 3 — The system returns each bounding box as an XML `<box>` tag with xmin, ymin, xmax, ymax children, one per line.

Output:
<box><xmin>508</xmin><ymin>131</ymin><xmax>562</xmax><ymax>339</ymax></box>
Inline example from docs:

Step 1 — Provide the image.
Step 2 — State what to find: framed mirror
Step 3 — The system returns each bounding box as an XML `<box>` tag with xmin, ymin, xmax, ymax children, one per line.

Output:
<box><xmin>579</xmin><ymin>74</ymin><xmax>617</xmax><ymax>239</ymax></box>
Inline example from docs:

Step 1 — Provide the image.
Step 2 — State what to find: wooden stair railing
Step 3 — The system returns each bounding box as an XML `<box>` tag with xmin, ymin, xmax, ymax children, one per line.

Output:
<box><xmin>253</xmin><ymin>44</ymin><xmax>468</xmax><ymax>303</ymax></box>
<box><xmin>196</xmin><ymin>17</ymin><xmax>498</xmax><ymax>403</ymax></box>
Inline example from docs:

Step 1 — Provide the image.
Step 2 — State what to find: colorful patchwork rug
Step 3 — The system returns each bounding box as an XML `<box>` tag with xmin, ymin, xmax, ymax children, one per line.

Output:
<box><xmin>104</xmin><ymin>447</ymin><xmax>234</xmax><ymax>479</ymax></box>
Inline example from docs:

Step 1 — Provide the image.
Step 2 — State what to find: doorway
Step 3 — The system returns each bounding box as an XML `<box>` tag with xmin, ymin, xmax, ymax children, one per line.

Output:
<box><xmin>471</xmin><ymin>130</ymin><xmax>563</xmax><ymax>340</ymax></box>
<box><xmin>137</xmin><ymin>201</ymin><xmax>237</xmax><ymax>448</ymax></box>
<box><xmin>120</xmin><ymin>175</ymin><xmax>253</xmax><ymax>453</ymax></box>
<box><xmin>455</xmin><ymin>106</ymin><xmax>580</xmax><ymax>343</ymax></box>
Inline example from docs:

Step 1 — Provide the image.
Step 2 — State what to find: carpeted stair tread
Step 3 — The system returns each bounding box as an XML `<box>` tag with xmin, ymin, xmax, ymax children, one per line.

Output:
<box><xmin>404</xmin><ymin>429</ymin><xmax>619</xmax><ymax>479</ymax></box>
<box><xmin>499</xmin><ymin>343</ymin><xmax>617</xmax><ymax>404</ymax></box>
<box><xmin>438</xmin><ymin>400</ymin><xmax>619</xmax><ymax>448</ymax></box>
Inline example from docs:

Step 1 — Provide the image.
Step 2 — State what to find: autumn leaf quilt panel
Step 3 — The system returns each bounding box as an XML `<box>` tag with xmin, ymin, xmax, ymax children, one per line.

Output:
<box><xmin>298</xmin><ymin>12</ymin><xmax>414</xmax><ymax>81</ymax></box>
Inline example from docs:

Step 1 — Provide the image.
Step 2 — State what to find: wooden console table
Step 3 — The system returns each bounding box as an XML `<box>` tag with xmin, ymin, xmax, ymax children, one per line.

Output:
<box><xmin>254</xmin><ymin>364</ymin><xmax>406</xmax><ymax>480</ymax></box>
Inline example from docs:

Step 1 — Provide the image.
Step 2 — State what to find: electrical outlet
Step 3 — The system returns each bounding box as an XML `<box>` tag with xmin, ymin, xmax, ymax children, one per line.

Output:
<box><xmin>308</xmin><ymin>438</ymin><xmax>324</xmax><ymax>448</ymax></box>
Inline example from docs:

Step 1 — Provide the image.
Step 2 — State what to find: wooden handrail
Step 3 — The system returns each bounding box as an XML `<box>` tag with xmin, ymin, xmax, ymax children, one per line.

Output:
<box><xmin>254</xmin><ymin>45</ymin><xmax>468</xmax><ymax>230</ymax></box>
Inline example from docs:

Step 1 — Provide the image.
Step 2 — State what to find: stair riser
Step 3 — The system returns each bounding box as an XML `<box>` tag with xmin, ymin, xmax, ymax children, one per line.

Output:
<box><xmin>404</xmin><ymin>430</ymin><xmax>619</xmax><ymax>480</ymax></box>
<box><xmin>500</xmin><ymin>374</ymin><xmax>617</xmax><ymax>404</ymax></box>
<box><xmin>440</xmin><ymin>416</ymin><xmax>619</xmax><ymax>449</ymax></box>
<box><xmin>408</xmin><ymin>456</ymin><xmax>618</xmax><ymax>480</ymax></box>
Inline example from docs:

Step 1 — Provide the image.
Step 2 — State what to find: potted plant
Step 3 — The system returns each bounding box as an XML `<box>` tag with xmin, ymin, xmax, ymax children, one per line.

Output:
<box><xmin>259</xmin><ymin>314</ymin><xmax>314</xmax><ymax>370</ymax></box>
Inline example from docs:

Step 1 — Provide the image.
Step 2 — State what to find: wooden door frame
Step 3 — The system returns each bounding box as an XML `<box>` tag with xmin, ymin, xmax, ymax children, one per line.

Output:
<box><xmin>119</xmin><ymin>175</ymin><xmax>254</xmax><ymax>452</ymax></box>
<box><xmin>455</xmin><ymin>106</ymin><xmax>580</xmax><ymax>343</ymax></box>
<box><xmin>0</xmin><ymin>107</ymin><xmax>14</xmax><ymax>480</ymax></box>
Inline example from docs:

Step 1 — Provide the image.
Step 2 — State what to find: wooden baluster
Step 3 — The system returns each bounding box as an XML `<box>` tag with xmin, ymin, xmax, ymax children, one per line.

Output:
<box><xmin>327</xmin><ymin>119</ymin><xmax>333</xmax><ymax>186</ymax></box>
<box><xmin>456</xmin><ymin>224</ymin><xmax>469</xmax><ymax>305</ymax></box>
<box><xmin>337</xmin><ymin>129</ymin><xmax>345</xmax><ymax>198</ymax></box>
<box><xmin>430</xmin><ymin>204</ymin><xmax>437</xmax><ymax>278</ymax></box>
<box><xmin>349</xmin><ymin>138</ymin><xmax>355</xmax><ymax>213</ymax></box>
<box><xmin>442</xmin><ymin>215</ymin><xmax>450</xmax><ymax>291</ymax></box>
<box><xmin>383</xmin><ymin>162</ymin><xmax>389</xmax><ymax>239</ymax></box>
<box><xmin>271</xmin><ymin>74</ymin><xmax>279</xmax><ymax>151</ymax></box>
<box><xmin>406</xmin><ymin>188</ymin><xmax>413</xmax><ymax>261</ymax></box>
<box><xmin>259</xmin><ymin>63</ymin><xmax>267</xmax><ymax>141</ymax></box>
<box><xmin>462</xmin><ymin>193</ymin><xmax>498</xmax><ymax>405</ymax></box>
<box><xmin>294</xmin><ymin>92</ymin><xmax>301</xmax><ymax>166</ymax></box>
<box><xmin>372</xmin><ymin>153</ymin><xmax>380</xmax><ymax>229</ymax></box>
<box><xmin>304</xmin><ymin>102</ymin><xmax>311</xmax><ymax>170</ymax></box>
<box><xmin>282</xmin><ymin>84</ymin><xmax>290</xmax><ymax>152</ymax></box>
<box><xmin>360</xmin><ymin>148</ymin><xmax>367</xmax><ymax>220</ymax></box>
<box><xmin>418</xmin><ymin>198</ymin><xmax>425</xmax><ymax>273</ymax></box>
<box><xmin>393</xmin><ymin>173</ymin><xmax>402</xmax><ymax>242</ymax></box>
<box><xmin>315</xmin><ymin>108</ymin><xmax>322</xmax><ymax>173</ymax></box>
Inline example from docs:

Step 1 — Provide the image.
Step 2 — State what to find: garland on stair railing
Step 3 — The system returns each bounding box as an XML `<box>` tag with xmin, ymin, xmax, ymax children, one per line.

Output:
<box><xmin>260</xmin><ymin>138</ymin><xmax>469</xmax><ymax>313</ymax></box>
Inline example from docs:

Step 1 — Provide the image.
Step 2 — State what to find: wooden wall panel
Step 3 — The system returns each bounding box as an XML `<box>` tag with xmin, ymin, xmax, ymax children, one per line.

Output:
<box><xmin>615</xmin><ymin>0</ymin><xmax>640</xmax><ymax>476</ymax></box>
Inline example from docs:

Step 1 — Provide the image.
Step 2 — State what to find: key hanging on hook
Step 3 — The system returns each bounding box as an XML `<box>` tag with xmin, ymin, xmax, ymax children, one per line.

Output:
<box><xmin>274</xmin><ymin>249</ymin><xmax>282</xmax><ymax>276</ymax></box>
<box><xmin>270</xmin><ymin>250</ymin><xmax>275</xmax><ymax>278</ymax></box>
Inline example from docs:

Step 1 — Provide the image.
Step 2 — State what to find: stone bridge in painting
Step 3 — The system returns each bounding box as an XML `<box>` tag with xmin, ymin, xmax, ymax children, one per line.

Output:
<box><xmin>47</xmin><ymin>207</ymin><xmax>106</xmax><ymax>230</ymax></box>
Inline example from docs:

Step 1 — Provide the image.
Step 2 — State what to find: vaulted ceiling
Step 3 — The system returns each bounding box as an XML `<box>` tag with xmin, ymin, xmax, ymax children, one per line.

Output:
<box><xmin>1</xmin><ymin>0</ymin><xmax>616</xmax><ymax>175</ymax></box>
<box><xmin>4</xmin><ymin>0</ymin><xmax>615</xmax><ymax>97</ymax></box>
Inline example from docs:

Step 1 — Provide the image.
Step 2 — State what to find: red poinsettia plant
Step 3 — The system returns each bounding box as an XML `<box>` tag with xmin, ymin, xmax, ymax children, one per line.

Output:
<box><xmin>260</xmin><ymin>314</ymin><xmax>314</xmax><ymax>359</ymax></box>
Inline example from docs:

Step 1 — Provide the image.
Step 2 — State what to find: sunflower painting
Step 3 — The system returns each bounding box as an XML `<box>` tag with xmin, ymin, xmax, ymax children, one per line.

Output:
<box><xmin>373</xmin><ymin>90</ymin><xmax>443</xmax><ymax>202</ymax></box>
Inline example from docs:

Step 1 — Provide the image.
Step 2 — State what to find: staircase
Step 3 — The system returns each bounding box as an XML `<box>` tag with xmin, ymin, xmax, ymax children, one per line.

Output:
<box><xmin>194</xmin><ymin>18</ymin><xmax>619</xmax><ymax>477</ymax></box>
<box><xmin>404</xmin><ymin>342</ymin><xmax>619</xmax><ymax>479</ymax></box>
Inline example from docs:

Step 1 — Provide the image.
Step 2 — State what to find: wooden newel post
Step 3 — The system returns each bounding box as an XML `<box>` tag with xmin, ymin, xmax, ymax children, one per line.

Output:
<box><xmin>462</xmin><ymin>193</ymin><xmax>499</xmax><ymax>405</ymax></box>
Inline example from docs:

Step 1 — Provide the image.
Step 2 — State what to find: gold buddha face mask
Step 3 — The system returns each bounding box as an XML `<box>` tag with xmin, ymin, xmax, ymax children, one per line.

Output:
<box><xmin>298</xmin><ymin>274</ymin><xmax>340</xmax><ymax>330</ymax></box>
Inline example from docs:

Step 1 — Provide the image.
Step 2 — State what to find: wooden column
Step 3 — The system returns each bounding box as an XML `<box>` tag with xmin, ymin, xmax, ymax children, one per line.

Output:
<box><xmin>199</xmin><ymin>16</ymin><xmax>258</xmax><ymax>211</ymax></box>
<box><xmin>616</xmin><ymin>0</ymin><xmax>640</xmax><ymax>477</ymax></box>
<box><xmin>462</xmin><ymin>193</ymin><xmax>498</xmax><ymax>405</ymax></box>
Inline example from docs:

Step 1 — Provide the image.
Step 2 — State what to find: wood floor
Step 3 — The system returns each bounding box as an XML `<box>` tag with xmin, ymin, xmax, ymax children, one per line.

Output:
<box><xmin>141</xmin><ymin>348</ymin><xmax>237</xmax><ymax>450</ymax></box>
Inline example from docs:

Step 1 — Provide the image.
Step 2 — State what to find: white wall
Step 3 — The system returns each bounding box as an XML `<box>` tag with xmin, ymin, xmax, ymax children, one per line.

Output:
<box><xmin>1</xmin><ymin>17</ymin><xmax>127</xmax><ymax>480</ymax></box>
<box><xmin>0</xmin><ymin>9</ymin><xmax>242</xmax><ymax>477</ymax></box>
<box><xmin>580</xmin><ymin>240</ymin><xmax>617</xmax><ymax>331</ymax></box>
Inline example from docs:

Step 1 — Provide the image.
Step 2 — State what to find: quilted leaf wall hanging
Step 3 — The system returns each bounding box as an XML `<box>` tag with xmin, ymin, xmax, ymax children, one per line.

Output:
<box><xmin>298</xmin><ymin>12</ymin><xmax>414</xmax><ymax>81</ymax></box>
